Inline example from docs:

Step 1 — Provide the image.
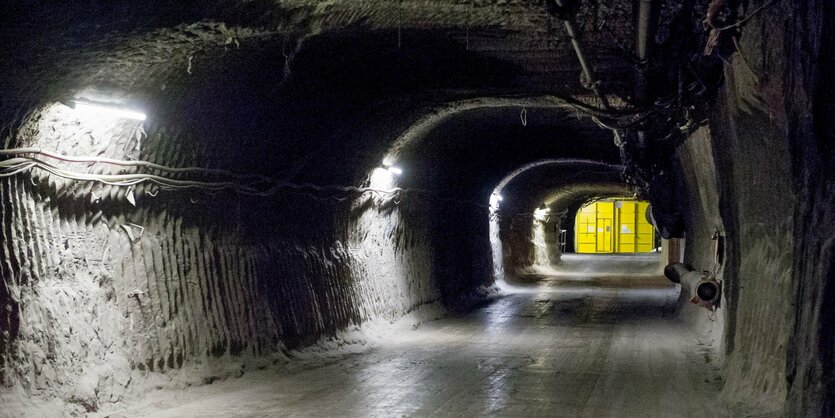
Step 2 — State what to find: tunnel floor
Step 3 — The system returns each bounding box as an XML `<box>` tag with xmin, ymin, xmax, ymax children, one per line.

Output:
<box><xmin>96</xmin><ymin>256</ymin><xmax>723</xmax><ymax>417</ymax></box>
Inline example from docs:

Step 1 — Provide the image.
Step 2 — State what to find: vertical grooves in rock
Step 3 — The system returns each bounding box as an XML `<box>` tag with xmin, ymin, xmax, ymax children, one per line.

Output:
<box><xmin>1</xmin><ymin>142</ymin><xmax>438</xmax><ymax>398</ymax></box>
<box><xmin>10</xmin><ymin>179</ymin><xmax>28</xmax><ymax>287</ymax></box>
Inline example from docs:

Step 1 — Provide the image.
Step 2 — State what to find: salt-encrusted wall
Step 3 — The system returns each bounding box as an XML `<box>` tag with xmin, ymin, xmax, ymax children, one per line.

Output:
<box><xmin>2</xmin><ymin>0</ymin><xmax>833</xmax><ymax>415</ymax></box>
<box><xmin>0</xmin><ymin>101</ymin><xmax>441</xmax><ymax>412</ymax></box>
<box><xmin>676</xmin><ymin>3</ymin><xmax>797</xmax><ymax>413</ymax></box>
<box><xmin>699</xmin><ymin>65</ymin><xmax>795</xmax><ymax>417</ymax></box>
<box><xmin>675</xmin><ymin>126</ymin><xmax>726</xmax><ymax>349</ymax></box>
<box><xmin>671</xmin><ymin>2</ymin><xmax>833</xmax><ymax>415</ymax></box>
<box><xmin>781</xmin><ymin>1</ymin><xmax>835</xmax><ymax>415</ymax></box>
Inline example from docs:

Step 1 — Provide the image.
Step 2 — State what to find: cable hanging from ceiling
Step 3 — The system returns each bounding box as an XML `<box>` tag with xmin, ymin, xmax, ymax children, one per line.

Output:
<box><xmin>0</xmin><ymin>149</ymin><xmax>493</xmax><ymax>210</ymax></box>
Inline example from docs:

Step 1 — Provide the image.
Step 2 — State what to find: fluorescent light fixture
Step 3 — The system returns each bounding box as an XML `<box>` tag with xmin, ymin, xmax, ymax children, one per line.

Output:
<box><xmin>72</xmin><ymin>100</ymin><xmax>146</xmax><ymax>121</ymax></box>
<box><xmin>382</xmin><ymin>159</ymin><xmax>402</xmax><ymax>175</ymax></box>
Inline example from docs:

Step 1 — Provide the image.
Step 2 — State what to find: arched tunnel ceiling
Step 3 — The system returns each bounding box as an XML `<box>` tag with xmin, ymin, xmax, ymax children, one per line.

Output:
<box><xmin>389</xmin><ymin>105</ymin><xmax>621</xmax><ymax>198</ymax></box>
<box><xmin>0</xmin><ymin>0</ymin><xmax>706</xmax><ymax>205</ymax></box>
<box><xmin>495</xmin><ymin>159</ymin><xmax>628</xmax><ymax>215</ymax></box>
<box><xmin>542</xmin><ymin>182</ymin><xmax>632</xmax><ymax>214</ymax></box>
<box><xmin>0</xmin><ymin>0</ymin><xmax>722</xmax><ymax>219</ymax></box>
<box><xmin>0</xmin><ymin>0</ymin><xmax>688</xmax><ymax>129</ymax></box>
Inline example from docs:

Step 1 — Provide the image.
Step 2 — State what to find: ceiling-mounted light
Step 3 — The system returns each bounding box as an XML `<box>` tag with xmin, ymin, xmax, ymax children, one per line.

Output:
<box><xmin>386</xmin><ymin>166</ymin><xmax>403</xmax><ymax>175</ymax></box>
<box><xmin>382</xmin><ymin>160</ymin><xmax>402</xmax><ymax>176</ymax></box>
<box><xmin>71</xmin><ymin>99</ymin><xmax>146</xmax><ymax>121</ymax></box>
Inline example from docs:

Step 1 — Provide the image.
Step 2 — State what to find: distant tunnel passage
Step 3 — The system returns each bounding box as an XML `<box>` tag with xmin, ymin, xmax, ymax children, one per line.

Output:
<box><xmin>0</xmin><ymin>1</ymin><xmax>832</xmax><ymax>417</ymax></box>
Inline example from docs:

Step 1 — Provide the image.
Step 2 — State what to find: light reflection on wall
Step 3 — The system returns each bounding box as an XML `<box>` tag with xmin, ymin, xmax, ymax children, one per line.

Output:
<box><xmin>72</xmin><ymin>100</ymin><xmax>146</xmax><ymax>121</ymax></box>
<box><xmin>488</xmin><ymin>188</ymin><xmax>506</xmax><ymax>288</ymax></box>
<box><xmin>349</xmin><ymin>163</ymin><xmax>436</xmax><ymax>325</ymax></box>
<box><xmin>22</xmin><ymin>102</ymin><xmax>146</xmax><ymax>159</ymax></box>
<box><xmin>531</xmin><ymin>217</ymin><xmax>549</xmax><ymax>268</ymax></box>
<box><xmin>369</xmin><ymin>167</ymin><xmax>396</xmax><ymax>190</ymax></box>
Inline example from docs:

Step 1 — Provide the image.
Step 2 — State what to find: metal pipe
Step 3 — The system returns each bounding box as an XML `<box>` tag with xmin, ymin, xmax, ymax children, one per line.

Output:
<box><xmin>636</xmin><ymin>0</ymin><xmax>653</xmax><ymax>63</ymax></box>
<box><xmin>634</xmin><ymin>0</ymin><xmax>655</xmax><ymax>150</ymax></box>
<box><xmin>664</xmin><ymin>263</ymin><xmax>721</xmax><ymax>308</ymax></box>
<box><xmin>634</xmin><ymin>0</ymin><xmax>654</xmax><ymax>104</ymax></box>
<box><xmin>553</xmin><ymin>0</ymin><xmax>611</xmax><ymax>110</ymax></box>
<box><xmin>664</xmin><ymin>262</ymin><xmax>690</xmax><ymax>284</ymax></box>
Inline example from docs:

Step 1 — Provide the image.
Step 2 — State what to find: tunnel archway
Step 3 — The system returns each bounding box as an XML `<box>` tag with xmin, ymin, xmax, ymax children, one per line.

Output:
<box><xmin>1</xmin><ymin>1</ymin><xmax>833</xmax><ymax>416</ymax></box>
<box><xmin>487</xmin><ymin>159</ymin><xmax>632</xmax><ymax>281</ymax></box>
<box><xmin>365</xmin><ymin>102</ymin><xmax>622</xmax><ymax>305</ymax></box>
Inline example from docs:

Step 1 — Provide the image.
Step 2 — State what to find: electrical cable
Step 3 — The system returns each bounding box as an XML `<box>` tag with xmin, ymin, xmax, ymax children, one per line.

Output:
<box><xmin>0</xmin><ymin>152</ymin><xmax>496</xmax><ymax>210</ymax></box>
<box><xmin>0</xmin><ymin>155</ymin><xmax>402</xmax><ymax>197</ymax></box>
<box><xmin>714</xmin><ymin>0</ymin><xmax>776</xmax><ymax>32</ymax></box>
<box><xmin>0</xmin><ymin>148</ymin><xmax>274</xmax><ymax>182</ymax></box>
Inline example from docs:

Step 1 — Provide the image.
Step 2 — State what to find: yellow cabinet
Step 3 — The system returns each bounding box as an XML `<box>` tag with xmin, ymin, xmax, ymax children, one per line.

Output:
<box><xmin>574</xmin><ymin>199</ymin><xmax>654</xmax><ymax>253</ymax></box>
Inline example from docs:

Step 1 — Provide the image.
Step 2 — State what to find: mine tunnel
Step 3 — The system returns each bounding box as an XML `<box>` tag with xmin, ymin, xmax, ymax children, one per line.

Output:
<box><xmin>0</xmin><ymin>0</ymin><xmax>833</xmax><ymax>416</ymax></box>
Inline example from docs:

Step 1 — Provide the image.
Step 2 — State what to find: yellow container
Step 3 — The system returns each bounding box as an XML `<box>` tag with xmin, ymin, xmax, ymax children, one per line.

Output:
<box><xmin>575</xmin><ymin>199</ymin><xmax>654</xmax><ymax>253</ymax></box>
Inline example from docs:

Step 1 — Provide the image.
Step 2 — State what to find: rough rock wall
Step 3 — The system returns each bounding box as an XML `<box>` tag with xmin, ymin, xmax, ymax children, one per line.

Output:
<box><xmin>709</xmin><ymin>69</ymin><xmax>794</xmax><ymax>417</ymax></box>
<box><xmin>0</xmin><ymin>106</ymin><xmax>439</xmax><ymax>413</ymax></box>
<box><xmin>675</xmin><ymin>126</ymin><xmax>726</xmax><ymax>349</ymax></box>
<box><xmin>502</xmin><ymin>213</ymin><xmax>540</xmax><ymax>273</ymax></box>
<box><xmin>0</xmin><ymin>177</ymin><xmax>437</xmax><ymax>411</ymax></box>
<box><xmin>698</xmin><ymin>2</ymin><xmax>798</xmax><ymax>412</ymax></box>
<box><xmin>533</xmin><ymin>217</ymin><xmax>559</xmax><ymax>267</ymax></box>
<box><xmin>782</xmin><ymin>1</ymin><xmax>835</xmax><ymax>415</ymax></box>
<box><xmin>675</xmin><ymin>2</ymin><xmax>833</xmax><ymax>414</ymax></box>
<box><xmin>492</xmin><ymin>160</ymin><xmax>626</xmax><ymax>276</ymax></box>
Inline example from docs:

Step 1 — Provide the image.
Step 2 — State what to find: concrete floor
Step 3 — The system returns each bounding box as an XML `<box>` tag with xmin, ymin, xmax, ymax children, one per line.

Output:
<box><xmin>100</xmin><ymin>255</ymin><xmax>724</xmax><ymax>417</ymax></box>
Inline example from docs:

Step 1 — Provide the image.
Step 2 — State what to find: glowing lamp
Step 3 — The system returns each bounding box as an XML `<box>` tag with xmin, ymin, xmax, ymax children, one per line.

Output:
<box><xmin>71</xmin><ymin>99</ymin><xmax>146</xmax><ymax>121</ymax></box>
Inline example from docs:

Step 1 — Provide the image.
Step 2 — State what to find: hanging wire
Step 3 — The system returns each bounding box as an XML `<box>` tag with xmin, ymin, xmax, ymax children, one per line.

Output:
<box><xmin>397</xmin><ymin>0</ymin><xmax>403</xmax><ymax>50</ymax></box>
<box><xmin>0</xmin><ymin>150</ymin><xmax>495</xmax><ymax>209</ymax></box>
<box><xmin>465</xmin><ymin>0</ymin><xmax>472</xmax><ymax>51</ymax></box>
<box><xmin>714</xmin><ymin>0</ymin><xmax>776</xmax><ymax>32</ymax></box>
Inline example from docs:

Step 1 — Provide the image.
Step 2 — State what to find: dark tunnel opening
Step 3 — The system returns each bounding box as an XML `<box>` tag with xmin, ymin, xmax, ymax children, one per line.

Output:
<box><xmin>1</xmin><ymin>0</ymin><xmax>833</xmax><ymax>416</ymax></box>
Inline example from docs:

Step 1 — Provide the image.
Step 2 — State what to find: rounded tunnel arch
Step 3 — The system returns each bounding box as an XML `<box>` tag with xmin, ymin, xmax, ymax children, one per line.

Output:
<box><xmin>486</xmin><ymin>159</ymin><xmax>633</xmax><ymax>281</ymax></box>
<box><xmin>2</xmin><ymin>2</ymin><xmax>833</xmax><ymax>416</ymax></box>
<box><xmin>0</xmin><ymin>4</ymin><xmax>658</xmax><ymax>392</ymax></box>
<box><xmin>1</xmin><ymin>33</ymin><xmax>628</xmax><ymax>368</ymax></box>
<box><xmin>356</xmin><ymin>102</ymin><xmax>623</xmax><ymax>305</ymax></box>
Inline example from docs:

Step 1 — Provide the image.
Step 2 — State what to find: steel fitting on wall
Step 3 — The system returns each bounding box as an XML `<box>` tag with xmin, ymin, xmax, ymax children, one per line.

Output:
<box><xmin>664</xmin><ymin>262</ymin><xmax>721</xmax><ymax>309</ymax></box>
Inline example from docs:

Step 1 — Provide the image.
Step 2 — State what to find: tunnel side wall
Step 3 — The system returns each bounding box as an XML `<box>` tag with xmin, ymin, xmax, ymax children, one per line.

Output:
<box><xmin>0</xmin><ymin>108</ymin><xmax>441</xmax><ymax>411</ymax></box>
<box><xmin>500</xmin><ymin>214</ymin><xmax>540</xmax><ymax>275</ymax></box>
<box><xmin>675</xmin><ymin>126</ymin><xmax>726</xmax><ymax>350</ymax></box>
<box><xmin>686</xmin><ymin>4</ymin><xmax>803</xmax><ymax>412</ymax></box>
<box><xmin>676</xmin><ymin>2</ymin><xmax>834</xmax><ymax>415</ymax></box>
<box><xmin>782</xmin><ymin>1</ymin><xmax>835</xmax><ymax>414</ymax></box>
<box><xmin>707</xmin><ymin>66</ymin><xmax>794</xmax><ymax>416</ymax></box>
